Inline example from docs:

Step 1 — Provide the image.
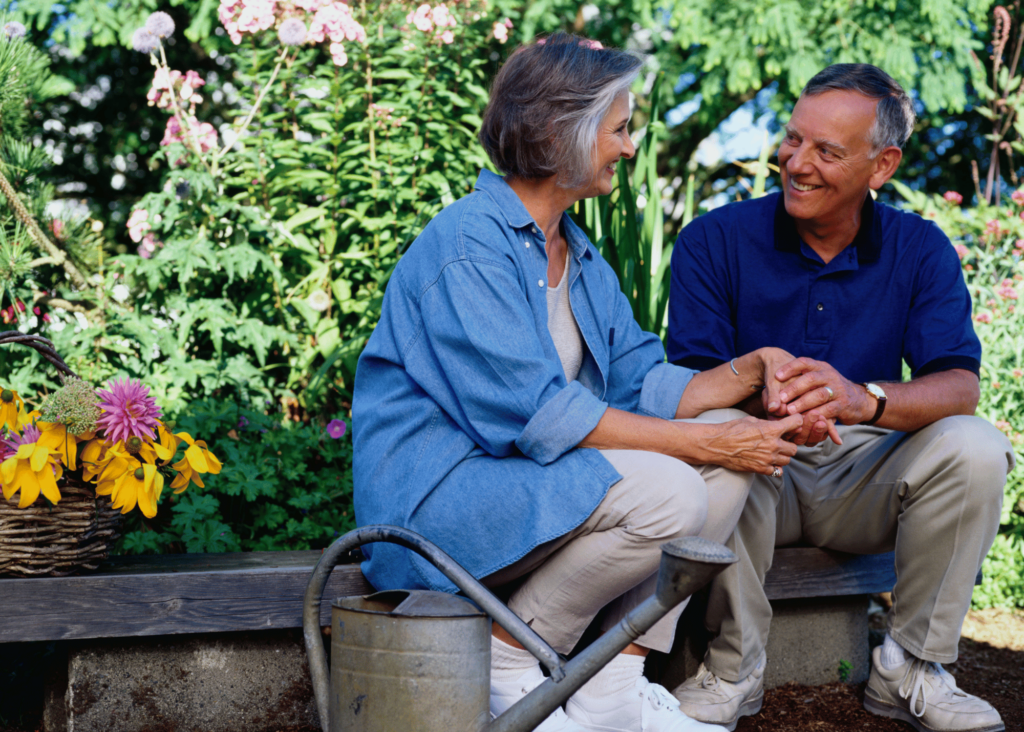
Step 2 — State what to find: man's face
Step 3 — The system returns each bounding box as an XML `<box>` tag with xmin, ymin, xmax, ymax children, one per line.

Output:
<box><xmin>778</xmin><ymin>90</ymin><xmax>884</xmax><ymax>227</ymax></box>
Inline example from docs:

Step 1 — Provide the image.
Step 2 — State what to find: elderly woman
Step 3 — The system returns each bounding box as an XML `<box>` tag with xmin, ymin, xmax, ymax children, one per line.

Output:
<box><xmin>352</xmin><ymin>34</ymin><xmax>801</xmax><ymax>732</ymax></box>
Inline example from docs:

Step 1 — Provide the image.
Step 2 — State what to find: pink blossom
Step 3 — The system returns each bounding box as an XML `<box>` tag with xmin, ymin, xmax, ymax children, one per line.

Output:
<box><xmin>580</xmin><ymin>39</ymin><xmax>604</xmax><ymax>50</ymax></box>
<box><xmin>505</xmin><ymin>18</ymin><xmax>514</xmax><ymax>28</ymax></box>
<box><xmin>431</xmin><ymin>5</ymin><xmax>455</xmax><ymax>28</ymax></box>
<box><xmin>161</xmin><ymin>116</ymin><xmax>218</xmax><ymax>152</ymax></box>
<box><xmin>148</xmin><ymin>68</ymin><xmax>182</xmax><ymax>109</ymax></box>
<box><xmin>441</xmin><ymin>29</ymin><xmax>454</xmax><ymax>44</ymax></box>
<box><xmin>1015</xmin><ymin>239</ymin><xmax>1024</xmax><ymax>251</ymax></box>
<box><xmin>329</xmin><ymin>42</ymin><xmax>348</xmax><ymax>66</ymax></box>
<box><xmin>307</xmin><ymin>2</ymin><xmax>365</xmax><ymax>44</ymax></box>
<box><xmin>1013</xmin><ymin>369</ymin><xmax>1023</xmax><ymax>378</ymax></box>
<box><xmin>953</xmin><ymin>243</ymin><xmax>969</xmax><ymax>260</ymax></box>
<box><xmin>1013</xmin><ymin>190</ymin><xmax>1024</xmax><ymax>206</ymax></box>
<box><xmin>96</xmin><ymin>378</ymin><xmax>163</xmax><ymax>444</ymax></box>
<box><xmin>943</xmin><ymin>191</ymin><xmax>963</xmax><ymax>204</ymax></box>
<box><xmin>493</xmin><ymin>21</ymin><xmax>508</xmax><ymax>43</ymax></box>
<box><xmin>985</xmin><ymin>219</ymin><xmax>1001</xmax><ymax>234</ymax></box>
<box><xmin>996</xmin><ymin>420</ymin><xmax>1012</xmax><ymax>432</ymax></box>
<box><xmin>997</xmin><ymin>283</ymin><xmax>1019</xmax><ymax>300</ymax></box>
<box><xmin>127</xmin><ymin>209</ymin><xmax>151</xmax><ymax>243</ymax></box>
<box><xmin>406</xmin><ymin>4</ymin><xmax>433</xmax><ymax>32</ymax></box>
<box><xmin>326</xmin><ymin>419</ymin><xmax>347</xmax><ymax>439</ymax></box>
<box><xmin>218</xmin><ymin>0</ymin><xmax>278</xmax><ymax>44</ymax></box>
<box><xmin>137</xmin><ymin>234</ymin><xmax>162</xmax><ymax>259</ymax></box>
<box><xmin>975</xmin><ymin>312</ymin><xmax>993</xmax><ymax>323</ymax></box>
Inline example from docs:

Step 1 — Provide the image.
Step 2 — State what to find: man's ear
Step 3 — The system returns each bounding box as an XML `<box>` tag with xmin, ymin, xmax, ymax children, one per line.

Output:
<box><xmin>869</xmin><ymin>146</ymin><xmax>903</xmax><ymax>190</ymax></box>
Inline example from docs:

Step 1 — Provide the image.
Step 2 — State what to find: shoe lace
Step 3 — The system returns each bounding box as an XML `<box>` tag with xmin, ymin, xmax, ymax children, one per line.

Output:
<box><xmin>897</xmin><ymin>658</ymin><xmax>966</xmax><ymax>718</ymax></box>
<box><xmin>643</xmin><ymin>681</ymin><xmax>682</xmax><ymax>712</ymax></box>
<box><xmin>694</xmin><ymin>664</ymin><xmax>722</xmax><ymax>693</ymax></box>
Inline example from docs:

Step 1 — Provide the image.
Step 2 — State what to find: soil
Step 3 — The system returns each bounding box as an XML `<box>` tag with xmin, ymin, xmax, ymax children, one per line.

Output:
<box><xmin>736</xmin><ymin>606</ymin><xmax>1024</xmax><ymax>732</ymax></box>
<box><xmin>2</xmin><ymin>608</ymin><xmax>1022</xmax><ymax>732</ymax></box>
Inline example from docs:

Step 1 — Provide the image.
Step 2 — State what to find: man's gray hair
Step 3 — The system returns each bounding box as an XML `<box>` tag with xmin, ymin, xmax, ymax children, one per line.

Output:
<box><xmin>480</xmin><ymin>34</ymin><xmax>642</xmax><ymax>189</ymax></box>
<box><xmin>802</xmin><ymin>63</ymin><xmax>916</xmax><ymax>155</ymax></box>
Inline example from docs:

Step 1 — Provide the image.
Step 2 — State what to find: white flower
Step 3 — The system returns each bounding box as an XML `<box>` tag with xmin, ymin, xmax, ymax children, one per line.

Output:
<box><xmin>307</xmin><ymin>290</ymin><xmax>331</xmax><ymax>312</ymax></box>
<box><xmin>112</xmin><ymin>284</ymin><xmax>130</xmax><ymax>303</ymax></box>
<box><xmin>145</xmin><ymin>11</ymin><xmax>175</xmax><ymax>39</ymax></box>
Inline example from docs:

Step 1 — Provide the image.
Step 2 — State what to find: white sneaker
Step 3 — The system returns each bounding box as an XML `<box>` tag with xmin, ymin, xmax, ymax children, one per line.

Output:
<box><xmin>490</xmin><ymin>664</ymin><xmax>585</xmax><ymax>731</ymax></box>
<box><xmin>566</xmin><ymin>676</ymin><xmax>728</xmax><ymax>731</ymax></box>
<box><xmin>864</xmin><ymin>646</ymin><xmax>1005</xmax><ymax>732</ymax></box>
<box><xmin>670</xmin><ymin>652</ymin><xmax>764</xmax><ymax>732</ymax></box>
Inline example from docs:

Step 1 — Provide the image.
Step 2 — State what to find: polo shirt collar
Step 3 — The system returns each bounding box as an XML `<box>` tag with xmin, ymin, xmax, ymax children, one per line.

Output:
<box><xmin>474</xmin><ymin>169</ymin><xmax>591</xmax><ymax>260</ymax></box>
<box><xmin>772</xmin><ymin>192</ymin><xmax>882</xmax><ymax>263</ymax></box>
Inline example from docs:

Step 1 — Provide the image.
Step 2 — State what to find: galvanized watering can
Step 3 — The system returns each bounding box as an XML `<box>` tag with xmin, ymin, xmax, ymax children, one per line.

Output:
<box><xmin>303</xmin><ymin>525</ymin><xmax>736</xmax><ymax>732</ymax></box>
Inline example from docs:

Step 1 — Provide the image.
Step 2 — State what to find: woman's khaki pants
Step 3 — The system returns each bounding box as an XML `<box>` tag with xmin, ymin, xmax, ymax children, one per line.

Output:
<box><xmin>484</xmin><ymin>409</ymin><xmax>753</xmax><ymax>655</ymax></box>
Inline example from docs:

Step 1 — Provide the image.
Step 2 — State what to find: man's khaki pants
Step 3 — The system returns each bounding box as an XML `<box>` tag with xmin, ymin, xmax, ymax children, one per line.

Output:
<box><xmin>702</xmin><ymin>415</ymin><xmax>1015</xmax><ymax>682</ymax></box>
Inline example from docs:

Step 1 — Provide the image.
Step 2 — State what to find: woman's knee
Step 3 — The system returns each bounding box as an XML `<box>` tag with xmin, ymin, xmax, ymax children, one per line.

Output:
<box><xmin>605</xmin><ymin>450</ymin><xmax>708</xmax><ymax>540</ymax></box>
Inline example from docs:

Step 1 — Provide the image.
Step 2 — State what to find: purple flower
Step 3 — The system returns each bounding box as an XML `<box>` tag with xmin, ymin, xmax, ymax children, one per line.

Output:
<box><xmin>95</xmin><ymin>378</ymin><xmax>163</xmax><ymax>445</ymax></box>
<box><xmin>238</xmin><ymin>416</ymin><xmax>250</xmax><ymax>429</ymax></box>
<box><xmin>145</xmin><ymin>11</ymin><xmax>175</xmax><ymax>39</ymax></box>
<box><xmin>278</xmin><ymin>18</ymin><xmax>307</xmax><ymax>46</ymax></box>
<box><xmin>2</xmin><ymin>424</ymin><xmax>40</xmax><ymax>457</ymax></box>
<box><xmin>132</xmin><ymin>28</ymin><xmax>160</xmax><ymax>53</ymax></box>
<box><xmin>3</xmin><ymin>22</ymin><xmax>26</xmax><ymax>40</ymax></box>
<box><xmin>326</xmin><ymin>419</ymin><xmax>346</xmax><ymax>439</ymax></box>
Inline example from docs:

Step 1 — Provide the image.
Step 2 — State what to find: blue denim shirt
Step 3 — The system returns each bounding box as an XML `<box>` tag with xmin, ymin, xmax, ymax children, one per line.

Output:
<box><xmin>352</xmin><ymin>170</ymin><xmax>696</xmax><ymax>592</ymax></box>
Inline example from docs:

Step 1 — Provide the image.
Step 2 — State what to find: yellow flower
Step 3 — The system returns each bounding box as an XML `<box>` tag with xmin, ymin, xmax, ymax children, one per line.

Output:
<box><xmin>0</xmin><ymin>388</ymin><xmax>24</xmax><ymax>430</ymax></box>
<box><xmin>170</xmin><ymin>432</ymin><xmax>221</xmax><ymax>494</ymax></box>
<box><xmin>1</xmin><ymin>431</ymin><xmax>63</xmax><ymax>508</ymax></box>
<box><xmin>80</xmin><ymin>439</ymin><xmax>133</xmax><ymax>496</ymax></box>
<box><xmin>110</xmin><ymin>461</ymin><xmax>164</xmax><ymax>518</ymax></box>
<box><xmin>37</xmin><ymin>422</ymin><xmax>89</xmax><ymax>470</ymax></box>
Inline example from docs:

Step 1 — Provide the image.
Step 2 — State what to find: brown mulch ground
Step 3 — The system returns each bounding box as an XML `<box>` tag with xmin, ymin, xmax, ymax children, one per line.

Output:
<box><xmin>736</xmin><ymin>607</ymin><xmax>1024</xmax><ymax>732</ymax></box>
<box><xmin>2</xmin><ymin>608</ymin><xmax>1022</xmax><ymax>732</ymax></box>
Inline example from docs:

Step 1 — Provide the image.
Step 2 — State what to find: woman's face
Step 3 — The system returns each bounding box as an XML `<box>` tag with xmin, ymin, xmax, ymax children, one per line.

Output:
<box><xmin>582</xmin><ymin>91</ymin><xmax>635</xmax><ymax>199</ymax></box>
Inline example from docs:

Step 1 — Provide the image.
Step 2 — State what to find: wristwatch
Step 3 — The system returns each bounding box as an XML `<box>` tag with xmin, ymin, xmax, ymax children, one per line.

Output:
<box><xmin>861</xmin><ymin>383</ymin><xmax>887</xmax><ymax>425</ymax></box>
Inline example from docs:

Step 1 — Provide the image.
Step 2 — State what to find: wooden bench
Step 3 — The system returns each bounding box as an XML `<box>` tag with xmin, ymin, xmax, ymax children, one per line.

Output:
<box><xmin>0</xmin><ymin>546</ymin><xmax>898</xmax><ymax>643</ymax></box>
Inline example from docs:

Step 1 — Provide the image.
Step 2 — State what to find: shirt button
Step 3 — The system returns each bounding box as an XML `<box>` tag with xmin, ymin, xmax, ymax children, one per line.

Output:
<box><xmin>816</xmin><ymin>303</ymin><xmax>824</xmax><ymax>311</ymax></box>
<box><xmin>525</xmin><ymin>241</ymin><xmax>530</xmax><ymax>248</ymax></box>
<box><xmin>538</xmin><ymin>279</ymin><xmax>545</xmax><ymax>288</ymax></box>
<box><xmin>531</xmin><ymin>226</ymin><xmax>538</xmax><ymax>234</ymax></box>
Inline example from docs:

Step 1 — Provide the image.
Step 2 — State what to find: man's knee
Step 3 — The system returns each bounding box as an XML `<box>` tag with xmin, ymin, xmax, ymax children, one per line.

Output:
<box><xmin>917</xmin><ymin>415</ymin><xmax>1013</xmax><ymax>504</ymax></box>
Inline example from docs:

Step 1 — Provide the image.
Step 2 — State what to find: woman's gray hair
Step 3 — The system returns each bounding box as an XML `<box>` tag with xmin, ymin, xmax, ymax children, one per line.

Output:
<box><xmin>801</xmin><ymin>63</ymin><xmax>915</xmax><ymax>155</ymax></box>
<box><xmin>479</xmin><ymin>33</ymin><xmax>642</xmax><ymax>188</ymax></box>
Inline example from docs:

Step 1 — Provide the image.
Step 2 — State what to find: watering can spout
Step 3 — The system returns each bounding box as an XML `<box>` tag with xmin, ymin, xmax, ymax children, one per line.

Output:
<box><xmin>303</xmin><ymin>527</ymin><xmax>736</xmax><ymax>732</ymax></box>
<box><xmin>484</xmin><ymin>537</ymin><xmax>737</xmax><ymax>732</ymax></box>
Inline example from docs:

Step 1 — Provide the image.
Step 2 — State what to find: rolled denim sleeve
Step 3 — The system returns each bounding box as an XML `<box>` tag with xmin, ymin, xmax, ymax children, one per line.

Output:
<box><xmin>418</xmin><ymin>257</ymin><xmax>603</xmax><ymax>465</ymax></box>
<box><xmin>637</xmin><ymin>362</ymin><xmax>695</xmax><ymax>419</ymax></box>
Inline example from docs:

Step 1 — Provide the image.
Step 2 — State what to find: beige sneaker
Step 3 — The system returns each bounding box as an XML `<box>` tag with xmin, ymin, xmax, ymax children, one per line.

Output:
<box><xmin>670</xmin><ymin>652</ymin><xmax>764</xmax><ymax>732</ymax></box>
<box><xmin>864</xmin><ymin>647</ymin><xmax>1005</xmax><ymax>732</ymax></box>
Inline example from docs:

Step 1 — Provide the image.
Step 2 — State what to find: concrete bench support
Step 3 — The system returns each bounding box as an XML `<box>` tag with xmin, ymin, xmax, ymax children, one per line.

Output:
<box><xmin>0</xmin><ymin>547</ymin><xmax>902</xmax><ymax>731</ymax></box>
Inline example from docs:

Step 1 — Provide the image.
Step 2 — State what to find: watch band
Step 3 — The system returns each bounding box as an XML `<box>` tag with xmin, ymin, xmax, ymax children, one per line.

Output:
<box><xmin>862</xmin><ymin>383</ymin><xmax>886</xmax><ymax>425</ymax></box>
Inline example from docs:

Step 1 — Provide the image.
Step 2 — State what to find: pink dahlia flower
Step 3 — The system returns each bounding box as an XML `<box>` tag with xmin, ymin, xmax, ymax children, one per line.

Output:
<box><xmin>95</xmin><ymin>378</ymin><xmax>162</xmax><ymax>444</ymax></box>
<box><xmin>2</xmin><ymin>424</ymin><xmax>41</xmax><ymax>457</ymax></box>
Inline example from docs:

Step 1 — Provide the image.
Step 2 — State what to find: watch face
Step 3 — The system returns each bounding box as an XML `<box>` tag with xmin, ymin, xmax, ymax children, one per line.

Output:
<box><xmin>866</xmin><ymin>383</ymin><xmax>886</xmax><ymax>399</ymax></box>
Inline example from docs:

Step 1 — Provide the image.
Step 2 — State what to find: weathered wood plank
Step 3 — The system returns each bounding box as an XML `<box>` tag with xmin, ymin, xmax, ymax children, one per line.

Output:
<box><xmin>0</xmin><ymin>547</ymin><xmax>901</xmax><ymax>643</ymax></box>
<box><xmin>764</xmin><ymin>548</ymin><xmax>896</xmax><ymax>600</ymax></box>
<box><xmin>0</xmin><ymin>551</ymin><xmax>373</xmax><ymax>643</ymax></box>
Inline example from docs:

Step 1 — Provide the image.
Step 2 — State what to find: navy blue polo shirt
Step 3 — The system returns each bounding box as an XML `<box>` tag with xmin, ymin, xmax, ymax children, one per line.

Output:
<box><xmin>666</xmin><ymin>192</ymin><xmax>980</xmax><ymax>383</ymax></box>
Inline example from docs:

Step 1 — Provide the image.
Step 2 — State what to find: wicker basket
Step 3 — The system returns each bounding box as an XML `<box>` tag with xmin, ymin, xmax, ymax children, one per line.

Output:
<box><xmin>0</xmin><ymin>331</ymin><xmax>122</xmax><ymax>576</ymax></box>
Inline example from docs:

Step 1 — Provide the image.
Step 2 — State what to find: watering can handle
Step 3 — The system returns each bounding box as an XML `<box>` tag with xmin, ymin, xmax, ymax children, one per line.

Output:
<box><xmin>303</xmin><ymin>525</ymin><xmax>568</xmax><ymax>732</ymax></box>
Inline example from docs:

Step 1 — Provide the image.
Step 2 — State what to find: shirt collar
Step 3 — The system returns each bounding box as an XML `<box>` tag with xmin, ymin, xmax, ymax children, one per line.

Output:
<box><xmin>772</xmin><ymin>192</ymin><xmax>882</xmax><ymax>263</ymax></box>
<box><xmin>474</xmin><ymin>169</ymin><xmax>592</xmax><ymax>260</ymax></box>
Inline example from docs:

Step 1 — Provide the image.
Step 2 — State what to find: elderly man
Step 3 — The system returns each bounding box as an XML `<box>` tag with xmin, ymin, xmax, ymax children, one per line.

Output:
<box><xmin>665</xmin><ymin>63</ymin><xmax>1015</xmax><ymax>732</ymax></box>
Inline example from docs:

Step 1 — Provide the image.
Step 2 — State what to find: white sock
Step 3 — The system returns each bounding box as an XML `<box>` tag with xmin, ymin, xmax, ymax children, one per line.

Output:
<box><xmin>880</xmin><ymin>633</ymin><xmax>909</xmax><ymax>670</ymax></box>
<box><xmin>491</xmin><ymin>634</ymin><xmax>540</xmax><ymax>683</ymax></box>
<box><xmin>576</xmin><ymin>652</ymin><xmax>646</xmax><ymax>698</ymax></box>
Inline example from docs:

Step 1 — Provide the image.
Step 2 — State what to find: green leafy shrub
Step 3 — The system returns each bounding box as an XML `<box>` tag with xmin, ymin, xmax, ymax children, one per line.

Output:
<box><xmin>893</xmin><ymin>180</ymin><xmax>1024</xmax><ymax>608</ymax></box>
<box><xmin>117</xmin><ymin>397</ymin><xmax>354</xmax><ymax>554</ymax></box>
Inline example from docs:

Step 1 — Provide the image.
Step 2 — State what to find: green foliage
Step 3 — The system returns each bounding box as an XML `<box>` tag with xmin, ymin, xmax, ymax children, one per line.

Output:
<box><xmin>893</xmin><ymin>180</ymin><xmax>1024</xmax><ymax>608</ymax></box>
<box><xmin>0</xmin><ymin>1</ymin><xmax>515</xmax><ymax>417</ymax></box>
<box><xmin>837</xmin><ymin>658</ymin><xmax>853</xmax><ymax>683</ymax></box>
<box><xmin>117</xmin><ymin>397</ymin><xmax>355</xmax><ymax>553</ymax></box>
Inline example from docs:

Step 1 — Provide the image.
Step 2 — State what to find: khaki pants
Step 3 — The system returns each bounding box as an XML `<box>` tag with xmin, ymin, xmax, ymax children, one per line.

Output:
<box><xmin>484</xmin><ymin>409</ymin><xmax>753</xmax><ymax>655</ymax></box>
<box><xmin>702</xmin><ymin>415</ymin><xmax>1015</xmax><ymax>682</ymax></box>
